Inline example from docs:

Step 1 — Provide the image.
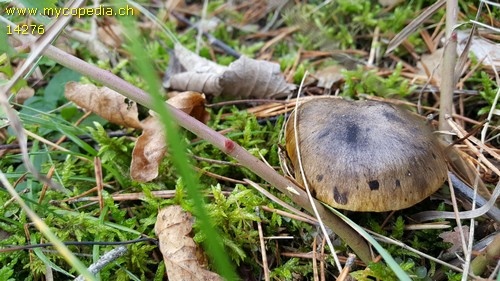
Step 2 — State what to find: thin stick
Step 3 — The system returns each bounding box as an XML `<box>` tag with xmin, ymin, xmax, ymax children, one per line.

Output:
<box><xmin>320</xmin><ymin>238</ymin><xmax>326</xmax><ymax>281</ymax></box>
<box><xmin>260</xmin><ymin>206</ymin><xmax>317</xmax><ymax>225</ymax></box>
<box><xmin>366</xmin><ymin>229</ymin><xmax>465</xmax><ymax>274</ymax></box>
<box><xmin>312</xmin><ymin>236</ymin><xmax>319</xmax><ymax>281</ymax></box>
<box><xmin>256</xmin><ymin>207</ymin><xmax>270</xmax><ymax>281</ymax></box>
<box><xmin>245</xmin><ymin>179</ymin><xmax>317</xmax><ymax>224</ymax></box>
<box><xmin>74</xmin><ymin>246</ymin><xmax>128</xmax><ymax>281</ymax></box>
<box><xmin>94</xmin><ymin>157</ymin><xmax>104</xmax><ymax>212</ymax></box>
<box><xmin>336</xmin><ymin>254</ymin><xmax>356</xmax><ymax>281</ymax></box>
<box><xmin>447</xmin><ymin>173</ymin><xmax>469</xmax><ymax>256</ymax></box>
<box><xmin>38</xmin><ymin>166</ymin><xmax>55</xmax><ymax>204</ymax></box>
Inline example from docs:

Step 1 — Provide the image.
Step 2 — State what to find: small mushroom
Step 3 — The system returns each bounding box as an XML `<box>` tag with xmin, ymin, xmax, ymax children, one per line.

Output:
<box><xmin>285</xmin><ymin>97</ymin><xmax>448</xmax><ymax>212</ymax></box>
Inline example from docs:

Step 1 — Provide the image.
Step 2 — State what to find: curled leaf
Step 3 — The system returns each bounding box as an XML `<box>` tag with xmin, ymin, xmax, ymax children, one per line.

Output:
<box><xmin>130</xmin><ymin>117</ymin><xmax>166</xmax><ymax>182</ymax></box>
<box><xmin>155</xmin><ymin>206</ymin><xmax>222</xmax><ymax>281</ymax></box>
<box><xmin>164</xmin><ymin>44</ymin><xmax>225</xmax><ymax>95</ymax></box>
<box><xmin>130</xmin><ymin>92</ymin><xmax>209</xmax><ymax>182</ymax></box>
<box><xmin>167</xmin><ymin>91</ymin><xmax>210</xmax><ymax>124</ymax></box>
<box><xmin>164</xmin><ymin>43</ymin><xmax>295</xmax><ymax>99</ymax></box>
<box><xmin>64</xmin><ymin>82</ymin><xmax>142</xmax><ymax>129</ymax></box>
<box><xmin>219</xmin><ymin>56</ymin><xmax>296</xmax><ymax>99</ymax></box>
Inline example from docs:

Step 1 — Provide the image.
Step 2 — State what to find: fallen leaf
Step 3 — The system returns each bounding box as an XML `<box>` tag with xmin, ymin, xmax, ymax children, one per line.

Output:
<box><xmin>314</xmin><ymin>65</ymin><xmax>344</xmax><ymax>94</ymax></box>
<box><xmin>167</xmin><ymin>91</ymin><xmax>210</xmax><ymax>124</ymax></box>
<box><xmin>64</xmin><ymin>82</ymin><xmax>142</xmax><ymax>129</ymax></box>
<box><xmin>130</xmin><ymin>91</ymin><xmax>209</xmax><ymax>182</ymax></box>
<box><xmin>164</xmin><ymin>44</ymin><xmax>225</xmax><ymax>95</ymax></box>
<box><xmin>65</xmin><ymin>82</ymin><xmax>209</xmax><ymax>182</ymax></box>
<box><xmin>219</xmin><ymin>55</ymin><xmax>295</xmax><ymax>99</ymax></box>
<box><xmin>97</xmin><ymin>21</ymin><xmax>123</xmax><ymax>48</ymax></box>
<box><xmin>130</xmin><ymin>117</ymin><xmax>166</xmax><ymax>182</ymax></box>
<box><xmin>416</xmin><ymin>48</ymin><xmax>444</xmax><ymax>85</ymax></box>
<box><xmin>456</xmin><ymin>30</ymin><xmax>500</xmax><ymax>69</ymax></box>
<box><xmin>164</xmin><ymin>43</ymin><xmax>295</xmax><ymax>99</ymax></box>
<box><xmin>14</xmin><ymin>87</ymin><xmax>35</xmax><ymax>104</ymax></box>
<box><xmin>439</xmin><ymin>225</ymin><xmax>469</xmax><ymax>254</ymax></box>
<box><xmin>155</xmin><ymin>205</ymin><xmax>222</xmax><ymax>281</ymax></box>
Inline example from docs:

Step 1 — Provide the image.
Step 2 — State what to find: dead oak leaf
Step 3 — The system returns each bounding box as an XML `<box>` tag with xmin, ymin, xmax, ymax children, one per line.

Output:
<box><xmin>155</xmin><ymin>205</ymin><xmax>222</xmax><ymax>281</ymax></box>
<box><xmin>167</xmin><ymin>91</ymin><xmax>210</xmax><ymax>124</ymax></box>
<box><xmin>130</xmin><ymin>91</ymin><xmax>209</xmax><ymax>182</ymax></box>
<box><xmin>65</xmin><ymin>82</ymin><xmax>142</xmax><ymax>129</ymax></box>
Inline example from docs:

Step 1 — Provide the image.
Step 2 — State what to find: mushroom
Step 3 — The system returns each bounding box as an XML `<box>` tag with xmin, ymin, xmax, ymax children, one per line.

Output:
<box><xmin>285</xmin><ymin>97</ymin><xmax>448</xmax><ymax>212</ymax></box>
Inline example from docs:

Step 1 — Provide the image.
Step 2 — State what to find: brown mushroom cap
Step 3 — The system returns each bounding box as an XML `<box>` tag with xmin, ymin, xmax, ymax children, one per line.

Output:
<box><xmin>285</xmin><ymin>97</ymin><xmax>448</xmax><ymax>212</ymax></box>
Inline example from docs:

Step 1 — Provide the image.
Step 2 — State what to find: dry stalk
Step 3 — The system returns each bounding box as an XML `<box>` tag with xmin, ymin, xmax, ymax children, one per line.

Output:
<box><xmin>438</xmin><ymin>0</ymin><xmax>458</xmax><ymax>142</ymax></box>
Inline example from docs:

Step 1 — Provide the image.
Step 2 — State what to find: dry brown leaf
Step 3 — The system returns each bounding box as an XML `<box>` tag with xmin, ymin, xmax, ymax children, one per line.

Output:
<box><xmin>314</xmin><ymin>65</ymin><xmax>344</xmax><ymax>93</ymax></box>
<box><xmin>14</xmin><ymin>87</ymin><xmax>35</xmax><ymax>104</ymax></box>
<box><xmin>439</xmin><ymin>225</ymin><xmax>469</xmax><ymax>254</ymax></box>
<box><xmin>130</xmin><ymin>117</ymin><xmax>166</xmax><ymax>182</ymax></box>
<box><xmin>417</xmin><ymin>48</ymin><xmax>444</xmax><ymax>85</ymax></box>
<box><xmin>97</xmin><ymin>23</ymin><xmax>123</xmax><ymax>48</ymax></box>
<box><xmin>164</xmin><ymin>43</ymin><xmax>295</xmax><ymax>99</ymax></box>
<box><xmin>155</xmin><ymin>205</ymin><xmax>222</xmax><ymax>281</ymax></box>
<box><xmin>220</xmin><ymin>55</ymin><xmax>296</xmax><ymax>98</ymax></box>
<box><xmin>3</xmin><ymin>71</ymin><xmax>35</xmax><ymax>104</ymax></box>
<box><xmin>456</xmin><ymin>30</ymin><xmax>500</xmax><ymax>69</ymax></box>
<box><xmin>65</xmin><ymin>82</ymin><xmax>142</xmax><ymax>129</ymax></box>
<box><xmin>65</xmin><ymin>82</ymin><xmax>209</xmax><ymax>182</ymax></box>
<box><xmin>167</xmin><ymin>91</ymin><xmax>210</xmax><ymax>124</ymax></box>
<box><xmin>164</xmin><ymin>44</ymin><xmax>225</xmax><ymax>95</ymax></box>
<box><xmin>130</xmin><ymin>92</ymin><xmax>209</xmax><ymax>182</ymax></box>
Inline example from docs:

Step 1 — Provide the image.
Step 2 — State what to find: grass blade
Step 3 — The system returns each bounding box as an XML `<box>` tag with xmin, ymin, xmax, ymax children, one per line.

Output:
<box><xmin>322</xmin><ymin>203</ymin><xmax>411</xmax><ymax>280</ymax></box>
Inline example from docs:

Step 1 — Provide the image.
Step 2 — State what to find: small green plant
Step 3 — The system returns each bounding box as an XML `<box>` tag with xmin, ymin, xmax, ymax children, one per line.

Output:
<box><xmin>342</xmin><ymin>63</ymin><xmax>415</xmax><ymax>98</ymax></box>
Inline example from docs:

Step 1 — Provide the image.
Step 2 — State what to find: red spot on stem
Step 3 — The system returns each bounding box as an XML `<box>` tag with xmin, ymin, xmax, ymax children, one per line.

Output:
<box><xmin>224</xmin><ymin>139</ymin><xmax>235</xmax><ymax>153</ymax></box>
<box><xmin>451</xmin><ymin>32</ymin><xmax>457</xmax><ymax>41</ymax></box>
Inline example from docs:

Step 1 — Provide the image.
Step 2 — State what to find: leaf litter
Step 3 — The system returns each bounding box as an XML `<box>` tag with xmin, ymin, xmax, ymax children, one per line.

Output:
<box><xmin>164</xmin><ymin>43</ymin><xmax>296</xmax><ymax>99</ymax></box>
<box><xmin>65</xmin><ymin>83</ymin><xmax>209</xmax><ymax>182</ymax></box>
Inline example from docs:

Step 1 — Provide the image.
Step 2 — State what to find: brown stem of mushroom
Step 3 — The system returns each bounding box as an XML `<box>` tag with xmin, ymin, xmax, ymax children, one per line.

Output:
<box><xmin>438</xmin><ymin>0</ymin><xmax>458</xmax><ymax>143</ymax></box>
<box><xmin>11</xmin><ymin>35</ymin><xmax>372</xmax><ymax>262</ymax></box>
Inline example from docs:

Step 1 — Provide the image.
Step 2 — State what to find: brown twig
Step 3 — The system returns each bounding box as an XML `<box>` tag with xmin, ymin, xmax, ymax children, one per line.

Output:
<box><xmin>38</xmin><ymin>166</ymin><xmax>55</xmax><ymax>204</ymax></box>
<box><xmin>320</xmin><ymin>237</ymin><xmax>326</xmax><ymax>281</ymax></box>
<box><xmin>64</xmin><ymin>190</ymin><xmax>232</xmax><ymax>203</ymax></box>
<box><xmin>336</xmin><ymin>253</ymin><xmax>357</xmax><ymax>281</ymax></box>
<box><xmin>256</xmin><ymin>207</ymin><xmax>270</xmax><ymax>281</ymax></box>
<box><xmin>94</xmin><ymin>157</ymin><xmax>104</xmax><ymax>211</ymax></box>
<box><xmin>312</xmin><ymin>236</ymin><xmax>319</xmax><ymax>281</ymax></box>
<box><xmin>260</xmin><ymin>205</ymin><xmax>317</xmax><ymax>225</ymax></box>
<box><xmin>193</xmin><ymin>166</ymin><xmax>248</xmax><ymax>185</ymax></box>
